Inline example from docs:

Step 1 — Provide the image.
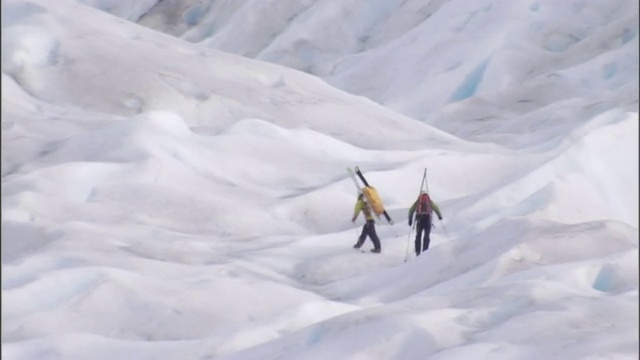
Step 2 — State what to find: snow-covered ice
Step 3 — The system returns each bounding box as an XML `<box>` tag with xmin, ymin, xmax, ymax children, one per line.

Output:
<box><xmin>2</xmin><ymin>0</ymin><xmax>638</xmax><ymax>359</ymax></box>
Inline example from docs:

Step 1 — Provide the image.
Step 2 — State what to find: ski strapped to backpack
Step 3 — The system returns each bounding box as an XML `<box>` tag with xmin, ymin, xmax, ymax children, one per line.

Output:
<box><xmin>347</xmin><ymin>167</ymin><xmax>394</xmax><ymax>224</ymax></box>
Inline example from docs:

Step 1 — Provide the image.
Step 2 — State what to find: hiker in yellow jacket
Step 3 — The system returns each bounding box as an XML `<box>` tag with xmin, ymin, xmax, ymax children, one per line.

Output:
<box><xmin>351</xmin><ymin>192</ymin><xmax>382</xmax><ymax>253</ymax></box>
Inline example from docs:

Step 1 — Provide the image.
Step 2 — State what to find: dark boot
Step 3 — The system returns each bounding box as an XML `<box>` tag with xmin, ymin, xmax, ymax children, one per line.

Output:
<box><xmin>370</xmin><ymin>248</ymin><xmax>381</xmax><ymax>253</ymax></box>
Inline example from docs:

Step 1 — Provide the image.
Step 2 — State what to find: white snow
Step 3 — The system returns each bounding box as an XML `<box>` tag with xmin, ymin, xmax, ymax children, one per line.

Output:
<box><xmin>2</xmin><ymin>0</ymin><xmax>638</xmax><ymax>359</ymax></box>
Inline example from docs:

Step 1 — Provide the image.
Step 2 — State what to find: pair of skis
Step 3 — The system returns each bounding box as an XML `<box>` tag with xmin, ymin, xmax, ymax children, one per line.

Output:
<box><xmin>347</xmin><ymin>166</ymin><xmax>394</xmax><ymax>224</ymax></box>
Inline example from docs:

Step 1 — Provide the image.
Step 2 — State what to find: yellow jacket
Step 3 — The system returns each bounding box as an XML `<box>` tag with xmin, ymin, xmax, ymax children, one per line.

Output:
<box><xmin>353</xmin><ymin>197</ymin><xmax>375</xmax><ymax>221</ymax></box>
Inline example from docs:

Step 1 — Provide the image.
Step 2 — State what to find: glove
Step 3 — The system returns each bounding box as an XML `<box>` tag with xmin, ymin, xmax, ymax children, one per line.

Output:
<box><xmin>408</xmin><ymin>218</ymin><xmax>412</xmax><ymax>226</ymax></box>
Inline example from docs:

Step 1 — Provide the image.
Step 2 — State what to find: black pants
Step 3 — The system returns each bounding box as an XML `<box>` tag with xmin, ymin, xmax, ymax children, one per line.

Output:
<box><xmin>415</xmin><ymin>215</ymin><xmax>432</xmax><ymax>256</ymax></box>
<box><xmin>356</xmin><ymin>220</ymin><xmax>381</xmax><ymax>251</ymax></box>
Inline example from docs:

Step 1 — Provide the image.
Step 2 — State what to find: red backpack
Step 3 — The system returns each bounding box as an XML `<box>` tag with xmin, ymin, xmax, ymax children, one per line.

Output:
<box><xmin>416</xmin><ymin>193</ymin><xmax>432</xmax><ymax>215</ymax></box>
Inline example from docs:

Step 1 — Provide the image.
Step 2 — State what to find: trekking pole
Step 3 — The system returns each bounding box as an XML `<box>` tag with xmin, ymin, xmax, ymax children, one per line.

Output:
<box><xmin>405</xmin><ymin>220</ymin><xmax>417</xmax><ymax>262</ymax></box>
<box><xmin>439</xmin><ymin>219</ymin><xmax>451</xmax><ymax>241</ymax></box>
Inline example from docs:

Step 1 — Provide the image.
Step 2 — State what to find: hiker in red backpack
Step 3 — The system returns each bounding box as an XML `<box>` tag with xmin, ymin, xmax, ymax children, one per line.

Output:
<box><xmin>351</xmin><ymin>192</ymin><xmax>382</xmax><ymax>253</ymax></box>
<box><xmin>408</xmin><ymin>191</ymin><xmax>443</xmax><ymax>256</ymax></box>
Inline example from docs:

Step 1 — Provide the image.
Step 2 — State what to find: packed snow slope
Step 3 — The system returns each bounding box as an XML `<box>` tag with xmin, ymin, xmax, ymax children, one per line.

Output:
<box><xmin>84</xmin><ymin>0</ymin><xmax>638</xmax><ymax>130</ymax></box>
<box><xmin>2</xmin><ymin>0</ymin><xmax>639</xmax><ymax>360</ymax></box>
